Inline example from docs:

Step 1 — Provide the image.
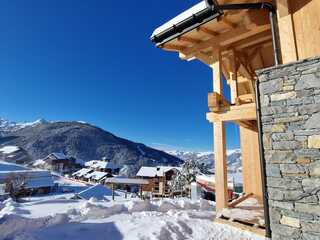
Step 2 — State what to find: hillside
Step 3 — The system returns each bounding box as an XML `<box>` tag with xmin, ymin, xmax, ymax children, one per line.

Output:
<box><xmin>0</xmin><ymin>119</ymin><xmax>183</xmax><ymax>176</ymax></box>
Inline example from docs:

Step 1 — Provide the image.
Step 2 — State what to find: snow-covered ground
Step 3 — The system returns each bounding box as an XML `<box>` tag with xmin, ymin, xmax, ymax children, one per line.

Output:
<box><xmin>0</xmin><ymin>177</ymin><xmax>266</xmax><ymax>240</ymax></box>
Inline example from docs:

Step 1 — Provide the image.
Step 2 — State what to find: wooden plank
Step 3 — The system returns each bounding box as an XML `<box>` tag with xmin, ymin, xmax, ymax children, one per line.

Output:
<box><xmin>228</xmin><ymin>193</ymin><xmax>254</xmax><ymax>208</ymax></box>
<box><xmin>276</xmin><ymin>0</ymin><xmax>298</xmax><ymax>63</ymax></box>
<box><xmin>208</xmin><ymin>92</ymin><xmax>230</xmax><ymax>112</ymax></box>
<box><xmin>182</xmin><ymin>24</ymin><xmax>270</xmax><ymax>58</ymax></box>
<box><xmin>215</xmin><ymin>218</ymin><xmax>266</xmax><ymax>237</ymax></box>
<box><xmin>178</xmin><ymin>36</ymin><xmax>202</xmax><ymax>44</ymax></box>
<box><xmin>210</xmin><ymin>49</ymin><xmax>228</xmax><ymax>213</ymax></box>
<box><xmin>214</xmin><ymin>121</ymin><xmax>228</xmax><ymax>212</ymax></box>
<box><xmin>206</xmin><ymin>103</ymin><xmax>257</xmax><ymax>123</ymax></box>
<box><xmin>290</xmin><ymin>0</ymin><xmax>320</xmax><ymax>60</ymax></box>
<box><xmin>197</xmin><ymin>27</ymin><xmax>219</xmax><ymax>37</ymax></box>
<box><xmin>240</xmin><ymin>126</ymin><xmax>263</xmax><ymax>202</ymax></box>
<box><xmin>228</xmin><ymin>51</ymin><xmax>238</xmax><ymax>104</ymax></box>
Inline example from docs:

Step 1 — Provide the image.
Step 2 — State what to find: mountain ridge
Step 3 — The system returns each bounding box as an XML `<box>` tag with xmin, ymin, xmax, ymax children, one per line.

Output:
<box><xmin>0</xmin><ymin>118</ymin><xmax>183</xmax><ymax>176</ymax></box>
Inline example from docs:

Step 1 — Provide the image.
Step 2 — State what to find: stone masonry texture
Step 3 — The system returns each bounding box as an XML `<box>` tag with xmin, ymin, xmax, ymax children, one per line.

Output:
<box><xmin>257</xmin><ymin>57</ymin><xmax>320</xmax><ymax>240</ymax></box>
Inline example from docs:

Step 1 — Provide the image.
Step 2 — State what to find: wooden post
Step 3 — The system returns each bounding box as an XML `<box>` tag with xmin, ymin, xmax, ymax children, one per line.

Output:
<box><xmin>139</xmin><ymin>186</ymin><xmax>143</xmax><ymax>199</ymax></box>
<box><xmin>112</xmin><ymin>183</ymin><xmax>115</xmax><ymax>201</ymax></box>
<box><xmin>228</xmin><ymin>51</ymin><xmax>238</xmax><ymax>104</ymax></box>
<box><xmin>211</xmin><ymin>49</ymin><xmax>228</xmax><ymax>213</ymax></box>
<box><xmin>276</xmin><ymin>0</ymin><xmax>298</xmax><ymax>63</ymax></box>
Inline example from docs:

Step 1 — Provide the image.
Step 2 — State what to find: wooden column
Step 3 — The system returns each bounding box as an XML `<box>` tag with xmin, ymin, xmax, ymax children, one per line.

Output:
<box><xmin>240</xmin><ymin>126</ymin><xmax>263</xmax><ymax>202</ymax></box>
<box><xmin>276</xmin><ymin>0</ymin><xmax>298</xmax><ymax>63</ymax></box>
<box><xmin>211</xmin><ymin>49</ymin><xmax>228</xmax><ymax>212</ymax></box>
<box><xmin>228</xmin><ymin>51</ymin><xmax>238</xmax><ymax>104</ymax></box>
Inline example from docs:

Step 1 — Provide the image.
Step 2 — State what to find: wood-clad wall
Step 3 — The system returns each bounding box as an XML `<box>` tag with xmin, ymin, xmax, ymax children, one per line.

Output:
<box><xmin>277</xmin><ymin>0</ymin><xmax>320</xmax><ymax>63</ymax></box>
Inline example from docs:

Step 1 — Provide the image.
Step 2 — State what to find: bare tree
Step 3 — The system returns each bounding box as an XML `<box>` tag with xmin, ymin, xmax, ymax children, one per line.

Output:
<box><xmin>4</xmin><ymin>173</ymin><xmax>28</xmax><ymax>200</ymax></box>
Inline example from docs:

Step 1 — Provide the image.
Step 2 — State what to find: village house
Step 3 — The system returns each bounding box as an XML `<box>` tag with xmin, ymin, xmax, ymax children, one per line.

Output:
<box><xmin>0</xmin><ymin>169</ymin><xmax>54</xmax><ymax>197</ymax></box>
<box><xmin>136</xmin><ymin>166</ymin><xmax>180</xmax><ymax>197</ymax></box>
<box><xmin>72</xmin><ymin>158</ymin><xmax>119</xmax><ymax>183</ymax></box>
<box><xmin>39</xmin><ymin>152</ymin><xmax>83</xmax><ymax>174</ymax></box>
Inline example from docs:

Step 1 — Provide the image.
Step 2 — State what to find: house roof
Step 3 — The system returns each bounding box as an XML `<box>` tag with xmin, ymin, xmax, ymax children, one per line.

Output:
<box><xmin>46</xmin><ymin>152</ymin><xmax>68</xmax><ymax>160</ymax></box>
<box><xmin>84</xmin><ymin>171</ymin><xmax>108</xmax><ymax>181</ymax></box>
<box><xmin>72</xmin><ymin>168</ymin><xmax>93</xmax><ymax>178</ymax></box>
<box><xmin>136</xmin><ymin>166</ymin><xmax>181</xmax><ymax>178</ymax></box>
<box><xmin>85</xmin><ymin>160</ymin><xmax>118</xmax><ymax>170</ymax></box>
<box><xmin>76</xmin><ymin>184</ymin><xmax>115</xmax><ymax>201</ymax></box>
<box><xmin>0</xmin><ymin>169</ymin><xmax>54</xmax><ymax>188</ymax></box>
<box><xmin>105</xmin><ymin>177</ymin><xmax>149</xmax><ymax>185</ymax></box>
<box><xmin>151</xmin><ymin>1</ymin><xmax>222</xmax><ymax>46</ymax></box>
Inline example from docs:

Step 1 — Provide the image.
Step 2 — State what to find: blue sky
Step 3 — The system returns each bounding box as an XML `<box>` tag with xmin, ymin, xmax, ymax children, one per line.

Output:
<box><xmin>0</xmin><ymin>0</ymin><xmax>240</xmax><ymax>152</ymax></box>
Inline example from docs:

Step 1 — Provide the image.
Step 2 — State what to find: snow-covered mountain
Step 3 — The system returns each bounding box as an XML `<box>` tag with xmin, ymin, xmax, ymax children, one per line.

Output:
<box><xmin>167</xmin><ymin>149</ymin><xmax>242</xmax><ymax>172</ymax></box>
<box><xmin>0</xmin><ymin>118</ymin><xmax>182</xmax><ymax>176</ymax></box>
<box><xmin>0</xmin><ymin>118</ymin><xmax>48</xmax><ymax>133</ymax></box>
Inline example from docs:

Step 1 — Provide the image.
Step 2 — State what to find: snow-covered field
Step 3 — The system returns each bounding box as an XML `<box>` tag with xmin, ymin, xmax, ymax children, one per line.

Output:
<box><xmin>0</xmin><ymin>177</ymin><xmax>266</xmax><ymax>240</ymax></box>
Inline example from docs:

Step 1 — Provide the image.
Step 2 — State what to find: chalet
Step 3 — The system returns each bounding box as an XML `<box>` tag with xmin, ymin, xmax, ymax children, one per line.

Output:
<box><xmin>136</xmin><ymin>166</ymin><xmax>180</xmax><ymax>197</ymax></box>
<box><xmin>41</xmin><ymin>153</ymin><xmax>82</xmax><ymax>174</ymax></box>
<box><xmin>150</xmin><ymin>0</ymin><xmax>320</xmax><ymax>237</ymax></box>
<box><xmin>0</xmin><ymin>169</ymin><xmax>54</xmax><ymax>196</ymax></box>
<box><xmin>85</xmin><ymin>159</ymin><xmax>119</xmax><ymax>175</ymax></box>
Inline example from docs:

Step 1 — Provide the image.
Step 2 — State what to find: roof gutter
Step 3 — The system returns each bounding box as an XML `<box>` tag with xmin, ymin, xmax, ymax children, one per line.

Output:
<box><xmin>150</xmin><ymin>0</ymin><xmax>222</xmax><ymax>47</ymax></box>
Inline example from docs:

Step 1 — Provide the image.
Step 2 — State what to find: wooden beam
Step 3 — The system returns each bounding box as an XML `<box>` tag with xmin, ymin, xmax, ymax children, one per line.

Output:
<box><xmin>208</xmin><ymin>92</ymin><xmax>230</xmax><ymax>112</ymax></box>
<box><xmin>182</xmin><ymin>24</ymin><xmax>270</xmax><ymax>59</ymax></box>
<box><xmin>178</xmin><ymin>36</ymin><xmax>202</xmax><ymax>45</ymax></box>
<box><xmin>210</xmin><ymin>49</ymin><xmax>228</xmax><ymax>212</ymax></box>
<box><xmin>214</xmin><ymin>121</ymin><xmax>228</xmax><ymax>212</ymax></box>
<box><xmin>276</xmin><ymin>0</ymin><xmax>298</xmax><ymax>63</ymax></box>
<box><xmin>228</xmin><ymin>50</ymin><xmax>238</xmax><ymax>104</ymax></box>
<box><xmin>229</xmin><ymin>193</ymin><xmax>254</xmax><ymax>208</ymax></box>
<box><xmin>162</xmin><ymin>44</ymin><xmax>186</xmax><ymax>52</ymax></box>
<box><xmin>197</xmin><ymin>27</ymin><xmax>219</xmax><ymax>37</ymax></box>
<box><xmin>206</xmin><ymin>103</ymin><xmax>257</xmax><ymax>123</ymax></box>
<box><xmin>221</xmin><ymin>18</ymin><xmax>237</xmax><ymax>29</ymax></box>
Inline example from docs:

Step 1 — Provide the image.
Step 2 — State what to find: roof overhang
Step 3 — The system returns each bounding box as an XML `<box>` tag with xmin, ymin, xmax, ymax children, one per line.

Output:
<box><xmin>151</xmin><ymin>0</ymin><xmax>223</xmax><ymax>47</ymax></box>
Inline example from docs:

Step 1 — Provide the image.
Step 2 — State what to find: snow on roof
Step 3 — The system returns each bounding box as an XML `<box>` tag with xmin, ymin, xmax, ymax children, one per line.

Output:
<box><xmin>0</xmin><ymin>169</ymin><xmax>54</xmax><ymax>188</ymax></box>
<box><xmin>32</xmin><ymin>159</ymin><xmax>46</xmax><ymax>167</ymax></box>
<box><xmin>76</xmin><ymin>184</ymin><xmax>115</xmax><ymax>200</ymax></box>
<box><xmin>50</xmin><ymin>153</ymin><xmax>67</xmax><ymax>160</ymax></box>
<box><xmin>85</xmin><ymin>160</ymin><xmax>118</xmax><ymax>170</ymax></box>
<box><xmin>72</xmin><ymin>168</ymin><xmax>93</xmax><ymax>177</ymax></box>
<box><xmin>84</xmin><ymin>171</ymin><xmax>108</xmax><ymax>181</ymax></box>
<box><xmin>136</xmin><ymin>166</ymin><xmax>181</xmax><ymax>177</ymax></box>
<box><xmin>0</xmin><ymin>146</ymin><xmax>20</xmax><ymax>154</ymax></box>
<box><xmin>105</xmin><ymin>177</ymin><xmax>149</xmax><ymax>185</ymax></box>
<box><xmin>151</xmin><ymin>1</ymin><xmax>207</xmax><ymax>37</ymax></box>
<box><xmin>0</xmin><ymin>161</ymin><xmax>29</xmax><ymax>172</ymax></box>
<box><xmin>25</xmin><ymin>176</ymin><xmax>54</xmax><ymax>189</ymax></box>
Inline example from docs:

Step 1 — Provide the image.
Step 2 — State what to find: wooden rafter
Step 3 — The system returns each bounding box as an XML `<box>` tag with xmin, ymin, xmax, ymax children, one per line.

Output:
<box><xmin>178</xmin><ymin>36</ymin><xmax>202</xmax><ymax>45</ymax></box>
<box><xmin>197</xmin><ymin>27</ymin><xmax>219</xmax><ymax>37</ymax></box>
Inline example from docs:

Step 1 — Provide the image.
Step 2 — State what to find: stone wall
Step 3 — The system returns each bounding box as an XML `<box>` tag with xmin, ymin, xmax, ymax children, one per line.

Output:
<box><xmin>257</xmin><ymin>57</ymin><xmax>320</xmax><ymax>240</ymax></box>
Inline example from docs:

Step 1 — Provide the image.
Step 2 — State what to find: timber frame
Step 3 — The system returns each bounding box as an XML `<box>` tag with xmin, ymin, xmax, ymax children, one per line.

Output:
<box><xmin>150</xmin><ymin>0</ymin><xmax>320</xmax><ymax>237</ymax></box>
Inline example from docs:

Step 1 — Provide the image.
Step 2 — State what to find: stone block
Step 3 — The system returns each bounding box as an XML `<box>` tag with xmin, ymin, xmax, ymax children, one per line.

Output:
<box><xmin>280</xmin><ymin>216</ymin><xmax>301</xmax><ymax>228</ymax></box>
<box><xmin>308</xmin><ymin>135</ymin><xmax>320</xmax><ymax>149</ymax></box>
<box><xmin>271</xmin><ymin>91</ymin><xmax>297</xmax><ymax>102</ymax></box>
<box><xmin>305</xmin><ymin>112</ymin><xmax>320</xmax><ymax>130</ymax></box>
<box><xmin>272</xmin><ymin>133</ymin><xmax>294</xmax><ymax>141</ymax></box>
<box><xmin>260</xmin><ymin>78</ymin><xmax>283</xmax><ymax>94</ymax></box>
<box><xmin>296</xmin><ymin>203</ymin><xmax>320</xmax><ymax>216</ymax></box>
<box><xmin>296</xmin><ymin>74</ymin><xmax>320</xmax><ymax>90</ymax></box>
<box><xmin>266</xmin><ymin>151</ymin><xmax>296</xmax><ymax>163</ymax></box>
<box><xmin>301</xmin><ymin>221</ymin><xmax>320</xmax><ymax>233</ymax></box>
<box><xmin>309</xmin><ymin>161</ymin><xmax>320</xmax><ymax>176</ymax></box>
<box><xmin>273</xmin><ymin>141</ymin><xmax>302</xmax><ymax>150</ymax></box>
<box><xmin>280</xmin><ymin>164</ymin><xmax>306</xmax><ymax>175</ymax></box>
<box><xmin>302</xmin><ymin>178</ymin><xmax>320</xmax><ymax>192</ymax></box>
<box><xmin>272</xmin><ymin>124</ymin><xmax>286</xmax><ymax>133</ymax></box>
